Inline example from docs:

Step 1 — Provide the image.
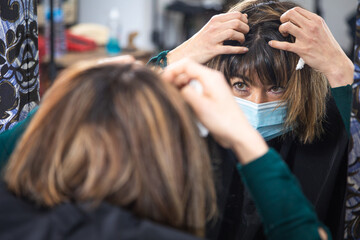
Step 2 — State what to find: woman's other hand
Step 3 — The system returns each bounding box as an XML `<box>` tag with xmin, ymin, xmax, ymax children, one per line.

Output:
<box><xmin>167</xmin><ymin>12</ymin><xmax>250</xmax><ymax>65</ymax></box>
<box><xmin>162</xmin><ymin>59</ymin><xmax>268</xmax><ymax>164</ymax></box>
<box><xmin>269</xmin><ymin>7</ymin><xmax>354</xmax><ymax>87</ymax></box>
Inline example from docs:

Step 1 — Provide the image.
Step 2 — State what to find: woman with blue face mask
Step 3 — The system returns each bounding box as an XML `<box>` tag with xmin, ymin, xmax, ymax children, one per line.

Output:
<box><xmin>207</xmin><ymin>3</ymin><xmax>352</xmax><ymax>239</ymax></box>
<box><xmin>213</xmin><ymin>3</ymin><xmax>352</xmax><ymax>240</ymax></box>
<box><xmin>149</xmin><ymin>1</ymin><xmax>353</xmax><ymax>240</ymax></box>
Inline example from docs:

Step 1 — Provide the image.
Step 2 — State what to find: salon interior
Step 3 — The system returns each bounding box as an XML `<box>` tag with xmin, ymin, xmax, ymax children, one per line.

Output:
<box><xmin>1</xmin><ymin>0</ymin><xmax>359</xmax><ymax>239</ymax></box>
<box><xmin>41</xmin><ymin>0</ymin><xmax>360</xmax><ymax>238</ymax></box>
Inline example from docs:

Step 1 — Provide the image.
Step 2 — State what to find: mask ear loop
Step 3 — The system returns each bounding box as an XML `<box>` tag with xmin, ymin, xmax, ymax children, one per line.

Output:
<box><xmin>296</xmin><ymin>58</ymin><xmax>305</xmax><ymax>70</ymax></box>
<box><xmin>189</xmin><ymin>80</ymin><xmax>209</xmax><ymax>137</ymax></box>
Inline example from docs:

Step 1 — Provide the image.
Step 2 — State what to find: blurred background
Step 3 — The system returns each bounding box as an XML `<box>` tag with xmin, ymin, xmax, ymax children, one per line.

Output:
<box><xmin>37</xmin><ymin>0</ymin><xmax>357</xmax><ymax>93</ymax></box>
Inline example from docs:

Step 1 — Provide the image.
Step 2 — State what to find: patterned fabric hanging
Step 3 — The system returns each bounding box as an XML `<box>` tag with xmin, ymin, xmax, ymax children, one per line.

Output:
<box><xmin>0</xmin><ymin>0</ymin><xmax>39</xmax><ymax>132</ymax></box>
<box><xmin>345</xmin><ymin>1</ymin><xmax>360</xmax><ymax>239</ymax></box>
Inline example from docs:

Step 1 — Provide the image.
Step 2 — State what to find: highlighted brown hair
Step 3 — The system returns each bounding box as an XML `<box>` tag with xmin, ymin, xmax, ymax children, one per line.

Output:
<box><xmin>209</xmin><ymin>0</ymin><xmax>329</xmax><ymax>143</ymax></box>
<box><xmin>5</xmin><ymin>62</ymin><xmax>216</xmax><ymax>237</ymax></box>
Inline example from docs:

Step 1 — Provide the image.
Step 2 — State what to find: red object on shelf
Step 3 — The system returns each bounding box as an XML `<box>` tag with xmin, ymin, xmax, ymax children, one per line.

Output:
<box><xmin>66</xmin><ymin>30</ymin><xmax>97</xmax><ymax>52</ymax></box>
<box><xmin>38</xmin><ymin>35</ymin><xmax>46</xmax><ymax>60</ymax></box>
<box><xmin>38</xmin><ymin>35</ymin><xmax>48</xmax><ymax>97</ymax></box>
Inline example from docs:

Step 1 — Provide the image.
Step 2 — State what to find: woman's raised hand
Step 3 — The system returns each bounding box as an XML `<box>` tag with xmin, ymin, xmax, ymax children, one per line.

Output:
<box><xmin>167</xmin><ymin>12</ymin><xmax>250</xmax><ymax>65</ymax></box>
<box><xmin>269</xmin><ymin>7</ymin><xmax>354</xmax><ymax>87</ymax></box>
<box><xmin>162</xmin><ymin>59</ymin><xmax>268</xmax><ymax>164</ymax></box>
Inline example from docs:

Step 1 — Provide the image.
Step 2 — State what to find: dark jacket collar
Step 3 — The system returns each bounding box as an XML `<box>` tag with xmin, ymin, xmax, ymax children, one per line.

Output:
<box><xmin>0</xmin><ymin>181</ymin><xmax>201</xmax><ymax>240</ymax></box>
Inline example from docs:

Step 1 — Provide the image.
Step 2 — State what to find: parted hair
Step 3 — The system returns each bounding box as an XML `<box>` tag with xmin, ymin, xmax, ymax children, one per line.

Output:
<box><xmin>4</xmin><ymin>62</ymin><xmax>216</xmax><ymax>237</ymax></box>
<box><xmin>209</xmin><ymin>0</ymin><xmax>329</xmax><ymax>143</ymax></box>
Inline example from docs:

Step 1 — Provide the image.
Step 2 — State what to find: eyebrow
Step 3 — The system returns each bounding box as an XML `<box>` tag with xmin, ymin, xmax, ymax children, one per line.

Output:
<box><xmin>231</xmin><ymin>75</ymin><xmax>251</xmax><ymax>82</ymax></box>
<box><xmin>231</xmin><ymin>76</ymin><xmax>285</xmax><ymax>88</ymax></box>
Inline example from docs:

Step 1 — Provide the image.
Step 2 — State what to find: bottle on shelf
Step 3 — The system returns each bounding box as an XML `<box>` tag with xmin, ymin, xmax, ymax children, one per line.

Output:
<box><xmin>44</xmin><ymin>0</ymin><xmax>67</xmax><ymax>58</ymax></box>
<box><xmin>106</xmin><ymin>9</ymin><xmax>122</xmax><ymax>56</ymax></box>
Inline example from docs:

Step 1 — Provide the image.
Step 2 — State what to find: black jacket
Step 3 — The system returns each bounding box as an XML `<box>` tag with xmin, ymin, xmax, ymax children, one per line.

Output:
<box><xmin>207</xmin><ymin>96</ymin><xmax>348</xmax><ymax>240</ymax></box>
<box><xmin>0</xmin><ymin>182</ymin><xmax>201</xmax><ymax>240</ymax></box>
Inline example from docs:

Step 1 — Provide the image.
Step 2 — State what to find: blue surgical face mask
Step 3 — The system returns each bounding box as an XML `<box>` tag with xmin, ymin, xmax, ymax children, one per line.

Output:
<box><xmin>234</xmin><ymin>97</ymin><xmax>290</xmax><ymax>141</ymax></box>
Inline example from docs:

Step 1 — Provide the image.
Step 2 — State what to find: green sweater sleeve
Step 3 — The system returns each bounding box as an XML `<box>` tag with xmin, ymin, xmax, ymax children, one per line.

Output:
<box><xmin>0</xmin><ymin>107</ymin><xmax>38</xmax><ymax>169</ymax></box>
<box><xmin>237</xmin><ymin>149</ymin><xmax>331</xmax><ymax>240</ymax></box>
<box><xmin>330</xmin><ymin>84</ymin><xmax>352</xmax><ymax>135</ymax></box>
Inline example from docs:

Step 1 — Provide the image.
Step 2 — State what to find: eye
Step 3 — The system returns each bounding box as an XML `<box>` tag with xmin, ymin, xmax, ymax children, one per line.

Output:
<box><xmin>233</xmin><ymin>82</ymin><xmax>248</xmax><ymax>92</ymax></box>
<box><xmin>268</xmin><ymin>86</ymin><xmax>285</xmax><ymax>94</ymax></box>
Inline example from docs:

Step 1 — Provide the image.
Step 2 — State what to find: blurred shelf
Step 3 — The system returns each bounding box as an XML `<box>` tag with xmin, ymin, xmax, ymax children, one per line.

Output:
<box><xmin>42</xmin><ymin>47</ymin><xmax>153</xmax><ymax>68</ymax></box>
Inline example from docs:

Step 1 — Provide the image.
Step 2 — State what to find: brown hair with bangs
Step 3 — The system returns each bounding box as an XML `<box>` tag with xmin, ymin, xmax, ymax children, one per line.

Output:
<box><xmin>4</xmin><ymin>62</ymin><xmax>216</xmax><ymax>237</ymax></box>
<box><xmin>208</xmin><ymin>0</ymin><xmax>329</xmax><ymax>143</ymax></box>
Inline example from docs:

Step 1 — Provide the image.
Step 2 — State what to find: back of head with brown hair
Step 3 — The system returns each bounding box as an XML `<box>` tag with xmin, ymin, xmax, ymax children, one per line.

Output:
<box><xmin>208</xmin><ymin>0</ymin><xmax>329</xmax><ymax>143</ymax></box>
<box><xmin>4</xmin><ymin>62</ymin><xmax>216</xmax><ymax>237</ymax></box>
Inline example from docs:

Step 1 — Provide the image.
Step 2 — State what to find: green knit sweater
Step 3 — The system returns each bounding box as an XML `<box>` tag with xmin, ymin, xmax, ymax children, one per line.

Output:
<box><xmin>237</xmin><ymin>149</ymin><xmax>331</xmax><ymax>240</ymax></box>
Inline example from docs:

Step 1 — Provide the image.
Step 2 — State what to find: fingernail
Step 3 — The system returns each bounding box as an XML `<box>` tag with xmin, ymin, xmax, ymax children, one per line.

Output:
<box><xmin>243</xmin><ymin>47</ymin><xmax>249</xmax><ymax>52</ymax></box>
<box><xmin>244</xmin><ymin>13</ymin><xmax>248</xmax><ymax>22</ymax></box>
<box><xmin>268</xmin><ymin>41</ymin><xmax>273</xmax><ymax>46</ymax></box>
